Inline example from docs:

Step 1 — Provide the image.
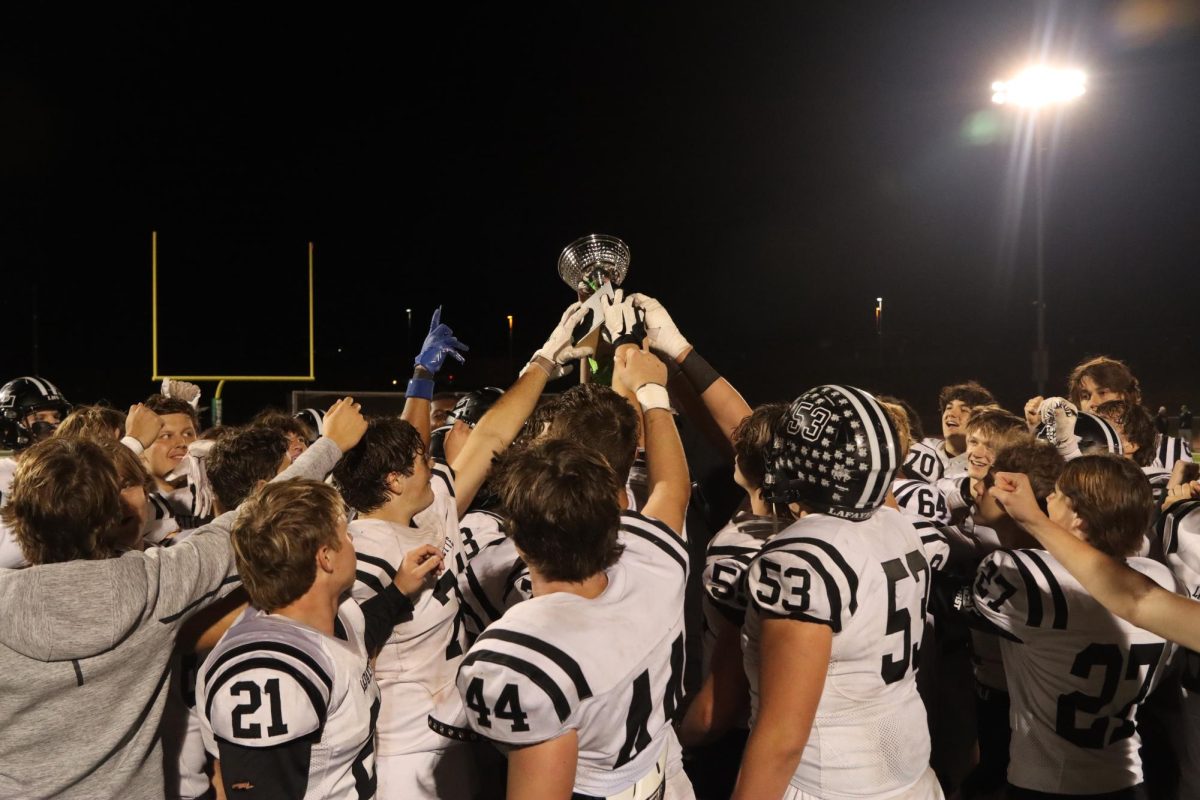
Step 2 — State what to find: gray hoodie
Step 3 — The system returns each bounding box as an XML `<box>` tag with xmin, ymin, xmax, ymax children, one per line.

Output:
<box><xmin>0</xmin><ymin>436</ymin><xmax>341</xmax><ymax>799</ymax></box>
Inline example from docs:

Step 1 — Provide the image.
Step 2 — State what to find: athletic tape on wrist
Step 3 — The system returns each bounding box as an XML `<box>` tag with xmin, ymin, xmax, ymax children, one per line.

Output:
<box><xmin>406</xmin><ymin>377</ymin><xmax>435</xmax><ymax>400</ymax></box>
<box><xmin>636</xmin><ymin>383</ymin><xmax>672</xmax><ymax>413</ymax></box>
<box><xmin>679</xmin><ymin>349</ymin><xmax>720</xmax><ymax>393</ymax></box>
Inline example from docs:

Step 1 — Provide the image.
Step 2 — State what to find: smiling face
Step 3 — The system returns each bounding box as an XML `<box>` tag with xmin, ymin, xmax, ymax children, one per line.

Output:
<box><xmin>942</xmin><ymin>400</ymin><xmax>974</xmax><ymax>454</ymax></box>
<box><xmin>965</xmin><ymin>428</ymin><xmax>996</xmax><ymax>481</ymax></box>
<box><xmin>146</xmin><ymin>412</ymin><xmax>197</xmax><ymax>480</ymax></box>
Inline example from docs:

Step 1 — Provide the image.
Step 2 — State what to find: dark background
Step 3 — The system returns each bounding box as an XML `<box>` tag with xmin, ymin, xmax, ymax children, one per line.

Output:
<box><xmin>2</xmin><ymin>1</ymin><xmax>1197</xmax><ymax>432</ymax></box>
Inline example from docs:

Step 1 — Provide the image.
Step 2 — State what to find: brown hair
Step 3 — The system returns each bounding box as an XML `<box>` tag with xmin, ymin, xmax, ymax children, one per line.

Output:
<box><xmin>143</xmin><ymin>395</ymin><xmax>200</xmax><ymax>430</ymax></box>
<box><xmin>54</xmin><ymin>405</ymin><xmax>126</xmax><ymax>441</ymax></box>
<box><xmin>101</xmin><ymin>439</ymin><xmax>155</xmax><ymax>495</ymax></box>
<box><xmin>543</xmin><ymin>384</ymin><xmax>640</xmax><ymax>484</ymax></box>
<box><xmin>878</xmin><ymin>401</ymin><xmax>914</xmax><ymax>456</ymax></box>
<box><xmin>938</xmin><ymin>381</ymin><xmax>996</xmax><ymax>412</ymax></box>
<box><xmin>331</xmin><ymin>417</ymin><xmax>425</xmax><ymax>514</ymax></box>
<box><xmin>1057</xmin><ymin>454</ymin><xmax>1153</xmax><ymax>558</ymax></box>
<box><xmin>991</xmin><ymin>440</ymin><xmax>1064</xmax><ymax>513</ymax></box>
<box><xmin>0</xmin><ymin>438</ymin><xmax>121</xmax><ymax>564</ymax></box>
<box><xmin>232</xmin><ymin>480</ymin><xmax>345</xmax><ymax>612</ymax></box>
<box><xmin>1094</xmin><ymin>400</ymin><xmax>1157</xmax><ymax>468</ymax></box>
<box><xmin>733</xmin><ymin>403</ymin><xmax>789</xmax><ymax>489</ymax></box>
<box><xmin>496</xmin><ymin>439</ymin><xmax>624</xmax><ymax>583</ymax></box>
<box><xmin>1067</xmin><ymin>357</ymin><xmax>1142</xmax><ymax>408</ymax></box>
<box><xmin>876</xmin><ymin>395</ymin><xmax>925</xmax><ymax>443</ymax></box>
<box><xmin>208</xmin><ymin>427</ymin><xmax>289</xmax><ymax>512</ymax></box>
<box><xmin>250</xmin><ymin>409</ymin><xmax>310</xmax><ymax>441</ymax></box>
<box><xmin>965</xmin><ymin>408</ymin><xmax>1028</xmax><ymax>449</ymax></box>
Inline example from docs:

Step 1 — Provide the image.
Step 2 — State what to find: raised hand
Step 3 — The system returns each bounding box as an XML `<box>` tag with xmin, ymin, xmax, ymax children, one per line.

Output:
<box><xmin>323</xmin><ymin>397</ymin><xmax>369</xmax><ymax>453</ymax></box>
<box><xmin>126</xmin><ymin>403</ymin><xmax>163</xmax><ymax>449</ymax></box>
<box><xmin>529</xmin><ymin>302</ymin><xmax>594</xmax><ymax>380</ymax></box>
<box><xmin>990</xmin><ymin>472</ymin><xmax>1047</xmax><ymax>527</ymax></box>
<box><xmin>602</xmin><ymin>289</ymin><xmax>646</xmax><ymax>348</ymax></box>
<box><xmin>628</xmin><ymin>293</ymin><xmax>691</xmax><ymax>360</ymax></box>
<box><xmin>161</xmin><ymin>379</ymin><xmax>202</xmax><ymax>410</ymax></box>
<box><xmin>414</xmin><ymin>306</ymin><xmax>469</xmax><ymax>375</ymax></box>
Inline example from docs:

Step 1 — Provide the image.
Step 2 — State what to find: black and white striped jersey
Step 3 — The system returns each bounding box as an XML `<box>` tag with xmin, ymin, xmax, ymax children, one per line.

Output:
<box><xmin>349</xmin><ymin>459</ymin><xmax>470</xmax><ymax>757</ymax></box>
<box><xmin>198</xmin><ymin>603</ymin><xmax>381</xmax><ymax>800</ymax></box>
<box><xmin>743</xmin><ymin>506</ymin><xmax>936</xmax><ymax>797</ymax></box>
<box><xmin>903</xmin><ymin>439</ymin><xmax>950</xmax><ymax>483</ymax></box>
<box><xmin>701</xmin><ymin>513</ymin><xmax>777</xmax><ymax>659</ymax></box>
<box><xmin>892</xmin><ymin>478</ymin><xmax>952</xmax><ymax>525</ymax></box>
<box><xmin>972</xmin><ymin>549</ymin><xmax>1177</xmax><ymax>794</ymax></box>
<box><xmin>454</xmin><ymin>510</ymin><xmax>689</xmax><ymax>797</ymax></box>
<box><xmin>1153</xmin><ymin>434</ymin><xmax>1193</xmax><ymax>472</ymax></box>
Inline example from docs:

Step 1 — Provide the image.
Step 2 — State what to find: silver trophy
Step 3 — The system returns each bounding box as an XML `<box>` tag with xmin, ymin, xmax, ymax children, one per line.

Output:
<box><xmin>557</xmin><ymin>234</ymin><xmax>630</xmax><ymax>297</ymax></box>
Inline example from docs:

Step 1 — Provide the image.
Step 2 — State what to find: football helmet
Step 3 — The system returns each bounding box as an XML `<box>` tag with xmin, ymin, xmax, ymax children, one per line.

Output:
<box><xmin>0</xmin><ymin>376</ymin><xmax>71</xmax><ymax>450</ymax></box>
<box><xmin>763</xmin><ymin>384</ymin><xmax>902</xmax><ymax>521</ymax></box>
<box><xmin>447</xmin><ymin>387</ymin><xmax>504</xmax><ymax>428</ymax></box>
<box><xmin>293</xmin><ymin>408</ymin><xmax>325</xmax><ymax>443</ymax></box>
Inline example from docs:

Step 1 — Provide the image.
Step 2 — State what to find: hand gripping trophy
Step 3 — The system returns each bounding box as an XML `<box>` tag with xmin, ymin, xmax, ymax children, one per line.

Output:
<box><xmin>556</xmin><ymin>234</ymin><xmax>631</xmax><ymax>384</ymax></box>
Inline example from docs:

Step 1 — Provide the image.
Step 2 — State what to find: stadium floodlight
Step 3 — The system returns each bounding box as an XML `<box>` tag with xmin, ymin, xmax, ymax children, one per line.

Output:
<box><xmin>989</xmin><ymin>64</ymin><xmax>1086</xmax><ymax>395</ymax></box>
<box><xmin>991</xmin><ymin>67</ymin><xmax>1086</xmax><ymax>108</ymax></box>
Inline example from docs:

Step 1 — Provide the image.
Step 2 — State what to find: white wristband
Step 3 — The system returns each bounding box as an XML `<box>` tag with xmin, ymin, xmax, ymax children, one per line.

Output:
<box><xmin>120</xmin><ymin>435</ymin><xmax>146</xmax><ymax>456</ymax></box>
<box><xmin>635</xmin><ymin>383</ymin><xmax>672</xmax><ymax>413</ymax></box>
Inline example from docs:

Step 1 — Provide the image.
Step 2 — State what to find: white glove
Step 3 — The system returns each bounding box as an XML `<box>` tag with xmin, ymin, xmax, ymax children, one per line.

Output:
<box><xmin>628</xmin><ymin>293</ymin><xmax>690</xmax><ymax>359</ymax></box>
<box><xmin>601</xmin><ymin>289</ymin><xmax>646</xmax><ymax>347</ymax></box>
<box><xmin>529</xmin><ymin>303</ymin><xmax>594</xmax><ymax>380</ymax></box>
<box><xmin>1039</xmin><ymin>397</ymin><xmax>1079</xmax><ymax>456</ymax></box>
<box><xmin>161</xmin><ymin>379</ymin><xmax>202</xmax><ymax>411</ymax></box>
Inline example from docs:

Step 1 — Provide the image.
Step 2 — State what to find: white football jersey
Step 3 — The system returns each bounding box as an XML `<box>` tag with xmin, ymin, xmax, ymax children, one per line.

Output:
<box><xmin>456</xmin><ymin>464</ymin><xmax>653</xmax><ymax>643</ymax></box>
<box><xmin>0</xmin><ymin>455</ymin><xmax>16</xmax><ymax>507</ymax></box>
<box><xmin>972</xmin><ymin>549</ymin><xmax>1177</xmax><ymax>794</ymax></box>
<box><xmin>1158</xmin><ymin>499</ymin><xmax>1200</xmax><ymax>799</ymax></box>
<box><xmin>903</xmin><ymin>440</ymin><xmax>949</xmax><ymax>484</ymax></box>
<box><xmin>198</xmin><ymin>602</ymin><xmax>381</xmax><ymax>799</ymax></box>
<box><xmin>892</xmin><ymin>478</ymin><xmax>952</xmax><ymax>525</ymax></box>
<box><xmin>455</xmin><ymin>510</ymin><xmax>689</xmax><ymax>796</ymax></box>
<box><xmin>743</xmin><ymin>506</ymin><xmax>935</xmax><ymax>798</ymax></box>
<box><xmin>349</xmin><ymin>459</ymin><xmax>469</xmax><ymax>757</ymax></box>
<box><xmin>701</xmin><ymin>512</ymin><xmax>777</xmax><ymax>667</ymax></box>
<box><xmin>1153</xmin><ymin>434</ymin><xmax>1193</xmax><ymax>472</ymax></box>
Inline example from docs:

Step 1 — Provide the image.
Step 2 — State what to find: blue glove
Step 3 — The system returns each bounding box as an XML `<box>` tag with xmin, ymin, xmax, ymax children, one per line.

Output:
<box><xmin>414</xmin><ymin>306</ymin><xmax>469</xmax><ymax>374</ymax></box>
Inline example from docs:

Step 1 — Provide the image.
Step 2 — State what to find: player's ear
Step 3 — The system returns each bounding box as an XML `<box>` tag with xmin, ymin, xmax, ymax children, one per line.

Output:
<box><xmin>316</xmin><ymin>544</ymin><xmax>337</xmax><ymax>575</ymax></box>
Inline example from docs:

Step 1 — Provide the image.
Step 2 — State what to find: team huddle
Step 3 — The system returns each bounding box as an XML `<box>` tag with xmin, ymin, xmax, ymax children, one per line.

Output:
<box><xmin>0</xmin><ymin>291</ymin><xmax>1197</xmax><ymax>800</ymax></box>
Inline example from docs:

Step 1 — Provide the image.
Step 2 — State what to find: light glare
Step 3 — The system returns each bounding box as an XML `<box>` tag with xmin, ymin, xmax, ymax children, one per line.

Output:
<box><xmin>991</xmin><ymin>66</ymin><xmax>1086</xmax><ymax>108</ymax></box>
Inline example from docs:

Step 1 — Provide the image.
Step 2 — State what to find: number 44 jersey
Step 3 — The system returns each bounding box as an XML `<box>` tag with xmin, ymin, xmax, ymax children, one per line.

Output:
<box><xmin>743</xmin><ymin>507</ymin><xmax>939</xmax><ymax>799</ymax></box>
<box><xmin>972</xmin><ymin>549</ymin><xmax>1177</xmax><ymax>795</ymax></box>
<box><xmin>454</xmin><ymin>510</ymin><xmax>689</xmax><ymax>797</ymax></box>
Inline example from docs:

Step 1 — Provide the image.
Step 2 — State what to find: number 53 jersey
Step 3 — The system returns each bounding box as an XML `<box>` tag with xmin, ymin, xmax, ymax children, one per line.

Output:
<box><xmin>972</xmin><ymin>549</ymin><xmax>1178</xmax><ymax>794</ymax></box>
<box><xmin>743</xmin><ymin>507</ymin><xmax>938</xmax><ymax>799</ymax></box>
<box><xmin>454</xmin><ymin>510</ymin><xmax>689</xmax><ymax>797</ymax></box>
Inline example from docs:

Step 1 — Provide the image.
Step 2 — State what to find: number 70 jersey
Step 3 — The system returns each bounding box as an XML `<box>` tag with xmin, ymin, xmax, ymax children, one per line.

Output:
<box><xmin>743</xmin><ymin>506</ymin><xmax>938</xmax><ymax>797</ymax></box>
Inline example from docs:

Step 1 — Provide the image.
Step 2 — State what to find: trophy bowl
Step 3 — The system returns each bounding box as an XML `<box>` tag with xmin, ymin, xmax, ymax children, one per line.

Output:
<box><xmin>557</xmin><ymin>234</ymin><xmax>630</xmax><ymax>296</ymax></box>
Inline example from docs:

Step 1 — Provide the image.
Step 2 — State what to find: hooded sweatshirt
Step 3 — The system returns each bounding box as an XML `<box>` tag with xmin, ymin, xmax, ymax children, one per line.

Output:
<box><xmin>0</xmin><ymin>436</ymin><xmax>342</xmax><ymax>799</ymax></box>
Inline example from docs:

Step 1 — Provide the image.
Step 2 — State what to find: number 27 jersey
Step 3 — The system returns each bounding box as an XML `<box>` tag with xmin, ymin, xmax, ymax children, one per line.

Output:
<box><xmin>743</xmin><ymin>507</ymin><xmax>935</xmax><ymax>798</ymax></box>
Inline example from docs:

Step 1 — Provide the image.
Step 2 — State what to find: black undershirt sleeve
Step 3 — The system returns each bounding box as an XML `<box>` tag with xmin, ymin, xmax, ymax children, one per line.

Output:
<box><xmin>359</xmin><ymin>583</ymin><xmax>415</xmax><ymax>655</ymax></box>
<box><xmin>216</xmin><ymin>736</ymin><xmax>315</xmax><ymax>798</ymax></box>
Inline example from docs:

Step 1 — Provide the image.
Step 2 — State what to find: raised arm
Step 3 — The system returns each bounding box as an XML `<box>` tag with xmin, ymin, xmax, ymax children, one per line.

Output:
<box><xmin>630</xmin><ymin>292</ymin><xmax>751</xmax><ymax>446</ymax></box>
<box><xmin>992</xmin><ymin>470</ymin><xmax>1200</xmax><ymax>651</ymax></box>
<box><xmin>450</xmin><ymin>303</ymin><xmax>591</xmax><ymax>517</ymax></box>
<box><xmin>401</xmin><ymin>306</ymin><xmax>468</xmax><ymax>447</ymax></box>
<box><xmin>615</xmin><ymin>342</ymin><xmax>690</xmax><ymax>534</ymax></box>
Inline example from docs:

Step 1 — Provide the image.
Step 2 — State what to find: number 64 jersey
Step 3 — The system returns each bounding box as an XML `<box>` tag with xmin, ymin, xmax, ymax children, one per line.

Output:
<box><xmin>453</xmin><ymin>510</ymin><xmax>689</xmax><ymax>797</ymax></box>
<box><xmin>743</xmin><ymin>507</ymin><xmax>941</xmax><ymax>799</ymax></box>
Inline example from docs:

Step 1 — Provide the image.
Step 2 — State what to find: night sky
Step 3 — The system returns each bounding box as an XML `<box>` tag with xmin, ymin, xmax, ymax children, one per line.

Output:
<box><xmin>3</xmin><ymin>1</ymin><xmax>1198</xmax><ymax>430</ymax></box>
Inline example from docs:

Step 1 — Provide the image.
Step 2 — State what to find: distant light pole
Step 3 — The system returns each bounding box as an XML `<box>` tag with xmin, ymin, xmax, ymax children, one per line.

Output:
<box><xmin>506</xmin><ymin>314</ymin><xmax>514</xmax><ymax>374</ymax></box>
<box><xmin>991</xmin><ymin>66</ymin><xmax>1086</xmax><ymax>396</ymax></box>
<box><xmin>875</xmin><ymin>297</ymin><xmax>883</xmax><ymax>336</ymax></box>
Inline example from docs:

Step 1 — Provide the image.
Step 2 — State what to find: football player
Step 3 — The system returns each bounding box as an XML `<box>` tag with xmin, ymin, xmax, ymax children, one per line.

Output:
<box><xmin>733</xmin><ymin>385</ymin><xmax>943</xmax><ymax>799</ymax></box>
<box><xmin>455</xmin><ymin>342</ymin><xmax>693</xmax><ymax>798</ymax></box>
<box><xmin>197</xmin><ymin>479</ymin><xmax>442</xmax><ymax>799</ymax></box>
<box><xmin>972</xmin><ymin>455</ymin><xmax>1175</xmax><ymax>797</ymax></box>
<box><xmin>335</xmin><ymin>303</ymin><xmax>590</xmax><ymax>799</ymax></box>
<box><xmin>904</xmin><ymin>381</ymin><xmax>996</xmax><ymax>484</ymax></box>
